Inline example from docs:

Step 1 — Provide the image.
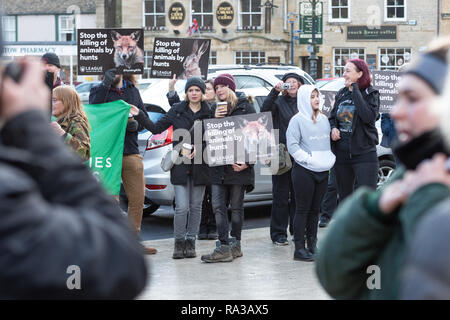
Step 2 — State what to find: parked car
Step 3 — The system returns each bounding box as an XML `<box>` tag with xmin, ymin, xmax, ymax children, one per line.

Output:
<box><xmin>75</xmin><ymin>81</ymin><xmax>101</xmax><ymax>105</ymax></box>
<box><xmin>136</xmin><ymin>78</ymin><xmax>157</xmax><ymax>95</ymax></box>
<box><xmin>312</xmin><ymin>77</ymin><xmax>339</xmax><ymax>88</ymax></box>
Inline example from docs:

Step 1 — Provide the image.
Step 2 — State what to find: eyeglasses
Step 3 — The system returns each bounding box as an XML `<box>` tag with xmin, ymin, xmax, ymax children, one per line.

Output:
<box><xmin>51</xmin><ymin>99</ymin><xmax>59</xmax><ymax>103</ymax></box>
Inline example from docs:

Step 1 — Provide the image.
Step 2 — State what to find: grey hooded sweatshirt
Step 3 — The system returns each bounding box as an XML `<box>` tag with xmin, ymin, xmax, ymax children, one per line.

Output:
<box><xmin>286</xmin><ymin>85</ymin><xmax>336</xmax><ymax>172</ymax></box>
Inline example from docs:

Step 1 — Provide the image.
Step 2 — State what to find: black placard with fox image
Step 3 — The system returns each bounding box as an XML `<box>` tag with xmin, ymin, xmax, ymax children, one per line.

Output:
<box><xmin>77</xmin><ymin>28</ymin><xmax>144</xmax><ymax>75</ymax></box>
<box><xmin>150</xmin><ymin>37</ymin><xmax>211</xmax><ymax>80</ymax></box>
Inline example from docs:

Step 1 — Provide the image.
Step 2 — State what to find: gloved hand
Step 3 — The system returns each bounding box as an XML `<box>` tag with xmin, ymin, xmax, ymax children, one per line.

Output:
<box><xmin>103</xmin><ymin>68</ymin><xmax>117</xmax><ymax>87</ymax></box>
<box><xmin>126</xmin><ymin>119</ymin><xmax>139</xmax><ymax>132</ymax></box>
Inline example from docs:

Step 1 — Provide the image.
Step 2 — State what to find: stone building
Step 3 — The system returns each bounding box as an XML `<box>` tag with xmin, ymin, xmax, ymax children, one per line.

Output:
<box><xmin>96</xmin><ymin>0</ymin><xmax>441</xmax><ymax>79</ymax></box>
<box><xmin>441</xmin><ymin>0</ymin><xmax>450</xmax><ymax>36</ymax></box>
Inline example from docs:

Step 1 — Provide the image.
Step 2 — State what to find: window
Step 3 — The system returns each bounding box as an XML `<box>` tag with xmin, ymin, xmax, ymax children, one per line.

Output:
<box><xmin>239</xmin><ymin>0</ymin><xmax>262</xmax><ymax>30</ymax></box>
<box><xmin>2</xmin><ymin>16</ymin><xmax>16</xmax><ymax>42</ymax></box>
<box><xmin>209</xmin><ymin>50</ymin><xmax>217</xmax><ymax>65</ymax></box>
<box><xmin>59</xmin><ymin>15</ymin><xmax>75</xmax><ymax>41</ymax></box>
<box><xmin>385</xmin><ymin>0</ymin><xmax>406</xmax><ymax>21</ymax></box>
<box><xmin>235</xmin><ymin>51</ymin><xmax>265</xmax><ymax>64</ymax></box>
<box><xmin>379</xmin><ymin>48</ymin><xmax>411</xmax><ymax>71</ymax></box>
<box><xmin>144</xmin><ymin>0</ymin><xmax>165</xmax><ymax>30</ymax></box>
<box><xmin>329</xmin><ymin>0</ymin><xmax>350</xmax><ymax>22</ymax></box>
<box><xmin>192</xmin><ymin>0</ymin><xmax>213</xmax><ymax>31</ymax></box>
<box><xmin>143</xmin><ymin>50</ymin><xmax>153</xmax><ymax>78</ymax></box>
<box><xmin>333</xmin><ymin>48</ymin><xmax>365</xmax><ymax>77</ymax></box>
<box><xmin>234</xmin><ymin>75</ymin><xmax>271</xmax><ymax>90</ymax></box>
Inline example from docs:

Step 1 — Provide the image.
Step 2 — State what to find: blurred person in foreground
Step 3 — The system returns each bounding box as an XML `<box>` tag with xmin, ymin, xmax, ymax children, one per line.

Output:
<box><xmin>400</xmin><ymin>55</ymin><xmax>450</xmax><ymax>299</ymax></box>
<box><xmin>0</xmin><ymin>58</ymin><xmax>147</xmax><ymax>299</ymax></box>
<box><xmin>51</xmin><ymin>86</ymin><xmax>90</xmax><ymax>161</ymax></box>
<box><xmin>316</xmin><ymin>38</ymin><xmax>450</xmax><ymax>299</ymax></box>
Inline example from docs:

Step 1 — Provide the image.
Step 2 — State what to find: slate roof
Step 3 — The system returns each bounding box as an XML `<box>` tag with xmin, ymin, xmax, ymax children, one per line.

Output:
<box><xmin>2</xmin><ymin>0</ymin><xmax>96</xmax><ymax>15</ymax></box>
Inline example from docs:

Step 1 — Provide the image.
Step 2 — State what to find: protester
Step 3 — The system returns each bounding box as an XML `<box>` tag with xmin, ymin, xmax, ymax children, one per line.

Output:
<box><xmin>166</xmin><ymin>76</ymin><xmax>218</xmax><ymax>241</ymax></box>
<box><xmin>0</xmin><ymin>57</ymin><xmax>147</xmax><ymax>299</ymax></box>
<box><xmin>329</xmin><ymin>59</ymin><xmax>380</xmax><ymax>201</ymax></box>
<box><xmin>261</xmin><ymin>72</ymin><xmax>304</xmax><ymax>245</ymax></box>
<box><xmin>136</xmin><ymin>77</ymin><xmax>211</xmax><ymax>259</ymax></box>
<box><xmin>50</xmin><ymin>86</ymin><xmax>91</xmax><ymax>161</ymax></box>
<box><xmin>201</xmin><ymin>73</ymin><xmax>256</xmax><ymax>263</ymax></box>
<box><xmin>286</xmin><ymin>85</ymin><xmax>335</xmax><ymax>261</ymax></box>
<box><xmin>41</xmin><ymin>52</ymin><xmax>63</xmax><ymax>88</ymax></box>
<box><xmin>89</xmin><ymin>69</ymin><xmax>157</xmax><ymax>255</ymax></box>
<box><xmin>316</xmin><ymin>38</ymin><xmax>450</xmax><ymax>299</ymax></box>
<box><xmin>400</xmin><ymin>61</ymin><xmax>450</xmax><ymax>299</ymax></box>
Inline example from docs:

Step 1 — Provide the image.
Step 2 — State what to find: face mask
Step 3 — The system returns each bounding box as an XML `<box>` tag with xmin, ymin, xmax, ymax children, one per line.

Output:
<box><xmin>393</xmin><ymin>128</ymin><xmax>450</xmax><ymax>170</ymax></box>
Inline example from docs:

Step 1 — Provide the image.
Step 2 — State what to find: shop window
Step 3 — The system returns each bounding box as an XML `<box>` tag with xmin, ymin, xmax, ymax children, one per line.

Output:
<box><xmin>379</xmin><ymin>48</ymin><xmax>411</xmax><ymax>71</ymax></box>
<box><xmin>385</xmin><ymin>0</ymin><xmax>406</xmax><ymax>21</ymax></box>
<box><xmin>144</xmin><ymin>0</ymin><xmax>166</xmax><ymax>31</ymax></box>
<box><xmin>235</xmin><ymin>51</ymin><xmax>265</xmax><ymax>64</ymax></box>
<box><xmin>239</xmin><ymin>0</ymin><xmax>262</xmax><ymax>30</ymax></box>
<box><xmin>2</xmin><ymin>16</ymin><xmax>16</xmax><ymax>42</ymax></box>
<box><xmin>209</xmin><ymin>50</ymin><xmax>217</xmax><ymax>65</ymax></box>
<box><xmin>333</xmin><ymin>48</ymin><xmax>365</xmax><ymax>77</ymax></box>
<box><xmin>59</xmin><ymin>15</ymin><xmax>75</xmax><ymax>42</ymax></box>
<box><xmin>329</xmin><ymin>0</ymin><xmax>350</xmax><ymax>22</ymax></box>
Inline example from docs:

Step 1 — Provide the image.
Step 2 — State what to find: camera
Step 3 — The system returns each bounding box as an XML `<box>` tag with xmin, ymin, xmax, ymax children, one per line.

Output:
<box><xmin>280</xmin><ymin>83</ymin><xmax>291</xmax><ymax>90</ymax></box>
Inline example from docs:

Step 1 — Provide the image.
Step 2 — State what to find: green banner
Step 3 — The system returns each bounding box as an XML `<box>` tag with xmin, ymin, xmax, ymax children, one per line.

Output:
<box><xmin>84</xmin><ymin>100</ymin><xmax>130</xmax><ymax>195</ymax></box>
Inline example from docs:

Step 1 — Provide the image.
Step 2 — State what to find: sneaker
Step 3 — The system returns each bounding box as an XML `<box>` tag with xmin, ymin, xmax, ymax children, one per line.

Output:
<box><xmin>201</xmin><ymin>243</ymin><xmax>234</xmax><ymax>263</ymax></box>
<box><xmin>229</xmin><ymin>238</ymin><xmax>243</xmax><ymax>259</ymax></box>
<box><xmin>207</xmin><ymin>232</ymin><xmax>218</xmax><ymax>240</ymax></box>
<box><xmin>273</xmin><ymin>237</ymin><xmax>289</xmax><ymax>246</ymax></box>
<box><xmin>319</xmin><ymin>215</ymin><xmax>330</xmax><ymax>228</ymax></box>
<box><xmin>197</xmin><ymin>233</ymin><xmax>208</xmax><ymax>240</ymax></box>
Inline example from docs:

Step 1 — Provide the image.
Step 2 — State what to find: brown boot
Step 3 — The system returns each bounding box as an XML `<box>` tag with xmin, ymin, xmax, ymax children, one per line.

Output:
<box><xmin>143</xmin><ymin>245</ymin><xmax>157</xmax><ymax>255</ymax></box>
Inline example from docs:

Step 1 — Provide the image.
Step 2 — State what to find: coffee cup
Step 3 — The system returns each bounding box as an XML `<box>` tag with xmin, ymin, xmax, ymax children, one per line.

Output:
<box><xmin>217</xmin><ymin>101</ymin><xmax>227</xmax><ymax>114</ymax></box>
<box><xmin>181</xmin><ymin>143</ymin><xmax>193</xmax><ymax>157</ymax></box>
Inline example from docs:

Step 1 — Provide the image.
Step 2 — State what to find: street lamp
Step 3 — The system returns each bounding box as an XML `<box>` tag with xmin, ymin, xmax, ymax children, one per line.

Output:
<box><xmin>308</xmin><ymin>0</ymin><xmax>319</xmax><ymax>80</ymax></box>
<box><xmin>287</xmin><ymin>12</ymin><xmax>298</xmax><ymax>66</ymax></box>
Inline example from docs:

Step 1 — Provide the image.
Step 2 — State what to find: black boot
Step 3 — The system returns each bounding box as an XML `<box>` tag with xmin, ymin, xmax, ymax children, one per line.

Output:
<box><xmin>306</xmin><ymin>213</ymin><xmax>319</xmax><ymax>255</ymax></box>
<box><xmin>293</xmin><ymin>214</ymin><xmax>313</xmax><ymax>261</ymax></box>
<box><xmin>172</xmin><ymin>239</ymin><xmax>185</xmax><ymax>259</ymax></box>
<box><xmin>185</xmin><ymin>238</ymin><xmax>196</xmax><ymax>258</ymax></box>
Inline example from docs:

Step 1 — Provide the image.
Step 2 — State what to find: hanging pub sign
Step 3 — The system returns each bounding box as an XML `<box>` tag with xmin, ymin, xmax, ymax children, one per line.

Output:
<box><xmin>168</xmin><ymin>2</ymin><xmax>185</xmax><ymax>26</ymax></box>
<box><xmin>216</xmin><ymin>2</ymin><xmax>234</xmax><ymax>26</ymax></box>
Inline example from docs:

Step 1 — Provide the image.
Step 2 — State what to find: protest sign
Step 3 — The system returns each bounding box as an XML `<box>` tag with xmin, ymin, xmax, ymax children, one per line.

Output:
<box><xmin>78</xmin><ymin>28</ymin><xmax>144</xmax><ymax>75</ymax></box>
<box><xmin>84</xmin><ymin>100</ymin><xmax>130</xmax><ymax>195</ymax></box>
<box><xmin>151</xmin><ymin>37</ymin><xmax>210</xmax><ymax>79</ymax></box>
<box><xmin>204</xmin><ymin>112</ymin><xmax>276</xmax><ymax>166</ymax></box>
<box><xmin>319</xmin><ymin>90</ymin><xmax>337</xmax><ymax>118</ymax></box>
<box><xmin>372</xmin><ymin>70</ymin><xmax>401</xmax><ymax>113</ymax></box>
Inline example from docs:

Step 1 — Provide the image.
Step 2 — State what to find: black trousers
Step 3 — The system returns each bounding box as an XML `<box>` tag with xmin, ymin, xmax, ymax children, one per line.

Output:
<box><xmin>269</xmin><ymin>169</ymin><xmax>296</xmax><ymax>242</ymax></box>
<box><xmin>198</xmin><ymin>186</ymin><xmax>216</xmax><ymax>235</ymax></box>
<box><xmin>291</xmin><ymin>163</ymin><xmax>328</xmax><ymax>245</ymax></box>
<box><xmin>320</xmin><ymin>166</ymin><xmax>337</xmax><ymax>219</ymax></box>
<box><xmin>335</xmin><ymin>153</ymin><xmax>379</xmax><ymax>201</ymax></box>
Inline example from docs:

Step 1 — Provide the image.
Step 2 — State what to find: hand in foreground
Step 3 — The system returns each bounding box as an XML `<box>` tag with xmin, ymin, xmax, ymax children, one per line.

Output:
<box><xmin>169</xmin><ymin>74</ymin><xmax>177</xmax><ymax>92</ymax></box>
<box><xmin>0</xmin><ymin>58</ymin><xmax>50</xmax><ymax>121</ymax></box>
<box><xmin>331</xmin><ymin>128</ymin><xmax>341</xmax><ymax>141</ymax></box>
<box><xmin>129</xmin><ymin>105</ymin><xmax>140</xmax><ymax>116</ymax></box>
<box><xmin>232</xmin><ymin>162</ymin><xmax>248</xmax><ymax>172</ymax></box>
<box><xmin>50</xmin><ymin>121</ymin><xmax>66</xmax><ymax>136</ymax></box>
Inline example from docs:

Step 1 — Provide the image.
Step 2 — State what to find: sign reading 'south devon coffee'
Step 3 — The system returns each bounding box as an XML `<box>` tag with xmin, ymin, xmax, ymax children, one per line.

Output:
<box><xmin>216</xmin><ymin>2</ymin><xmax>234</xmax><ymax>26</ymax></box>
<box><xmin>168</xmin><ymin>2</ymin><xmax>185</xmax><ymax>26</ymax></box>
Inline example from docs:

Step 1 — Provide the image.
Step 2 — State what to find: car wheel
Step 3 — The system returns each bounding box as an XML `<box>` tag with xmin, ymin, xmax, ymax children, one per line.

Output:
<box><xmin>377</xmin><ymin>159</ymin><xmax>396</xmax><ymax>189</ymax></box>
<box><xmin>143</xmin><ymin>200</ymin><xmax>160</xmax><ymax>216</ymax></box>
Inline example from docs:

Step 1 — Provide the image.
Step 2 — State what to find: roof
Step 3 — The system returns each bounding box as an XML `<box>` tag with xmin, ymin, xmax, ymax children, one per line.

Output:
<box><xmin>2</xmin><ymin>0</ymin><xmax>96</xmax><ymax>15</ymax></box>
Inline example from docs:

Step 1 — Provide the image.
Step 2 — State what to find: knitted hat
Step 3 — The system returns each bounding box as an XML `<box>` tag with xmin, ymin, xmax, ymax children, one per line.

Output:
<box><xmin>213</xmin><ymin>73</ymin><xmax>236</xmax><ymax>92</ymax></box>
<box><xmin>185</xmin><ymin>76</ymin><xmax>206</xmax><ymax>94</ymax></box>
<box><xmin>41</xmin><ymin>52</ymin><xmax>61</xmax><ymax>68</ymax></box>
<box><xmin>281</xmin><ymin>72</ymin><xmax>304</xmax><ymax>84</ymax></box>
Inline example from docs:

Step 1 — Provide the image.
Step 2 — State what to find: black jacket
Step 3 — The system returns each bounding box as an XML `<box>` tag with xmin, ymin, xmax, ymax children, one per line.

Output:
<box><xmin>135</xmin><ymin>100</ymin><xmax>212</xmax><ymax>186</ymax></box>
<box><xmin>0</xmin><ymin>111</ymin><xmax>147</xmax><ymax>299</ymax></box>
<box><xmin>260</xmin><ymin>88</ymin><xmax>298</xmax><ymax>145</ymax></box>
<box><xmin>329</xmin><ymin>83</ymin><xmax>380</xmax><ymax>156</ymax></box>
<box><xmin>209</xmin><ymin>92</ymin><xmax>256</xmax><ymax>192</ymax></box>
<box><xmin>89</xmin><ymin>82</ymin><xmax>149</xmax><ymax>156</ymax></box>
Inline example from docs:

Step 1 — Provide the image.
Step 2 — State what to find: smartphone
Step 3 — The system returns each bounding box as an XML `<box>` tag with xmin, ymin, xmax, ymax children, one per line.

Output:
<box><xmin>280</xmin><ymin>83</ymin><xmax>291</xmax><ymax>90</ymax></box>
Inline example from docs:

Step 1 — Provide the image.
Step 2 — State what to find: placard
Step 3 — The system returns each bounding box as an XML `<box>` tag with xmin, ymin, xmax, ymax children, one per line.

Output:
<box><xmin>151</xmin><ymin>37</ymin><xmax>210</xmax><ymax>79</ymax></box>
<box><xmin>204</xmin><ymin>112</ymin><xmax>276</xmax><ymax>166</ymax></box>
<box><xmin>372</xmin><ymin>70</ymin><xmax>401</xmax><ymax>113</ymax></box>
<box><xmin>78</xmin><ymin>28</ymin><xmax>144</xmax><ymax>75</ymax></box>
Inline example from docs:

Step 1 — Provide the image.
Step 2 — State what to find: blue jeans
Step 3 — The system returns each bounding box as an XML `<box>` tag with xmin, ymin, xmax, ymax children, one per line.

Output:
<box><xmin>211</xmin><ymin>184</ymin><xmax>245</xmax><ymax>245</ymax></box>
<box><xmin>173</xmin><ymin>176</ymin><xmax>206</xmax><ymax>240</ymax></box>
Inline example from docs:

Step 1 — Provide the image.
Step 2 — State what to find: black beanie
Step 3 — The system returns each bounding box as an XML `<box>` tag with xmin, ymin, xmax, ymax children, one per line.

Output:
<box><xmin>41</xmin><ymin>52</ymin><xmax>61</xmax><ymax>68</ymax></box>
<box><xmin>282</xmin><ymin>72</ymin><xmax>304</xmax><ymax>84</ymax></box>
<box><xmin>185</xmin><ymin>76</ymin><xmax>206</xmax><ymax>94</ymax></box>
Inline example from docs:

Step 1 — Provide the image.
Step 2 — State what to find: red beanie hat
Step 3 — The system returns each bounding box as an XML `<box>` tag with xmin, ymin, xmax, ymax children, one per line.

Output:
<box><xmin>213</xmin><ymin>73</ymin><xmax>236</xmax><ymax>92</ymax></box>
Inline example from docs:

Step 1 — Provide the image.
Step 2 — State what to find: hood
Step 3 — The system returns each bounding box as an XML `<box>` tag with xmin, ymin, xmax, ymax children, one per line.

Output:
<box><xmin>297</xmin><ymin>85</ymin><xmax>319</xmax><ymax>121</ymax></box>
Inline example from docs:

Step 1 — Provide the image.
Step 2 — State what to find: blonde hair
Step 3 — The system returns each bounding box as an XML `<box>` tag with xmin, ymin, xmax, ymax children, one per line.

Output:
<box><xmin>216</xmin><ymin>87</ymin><xmax>238</xmax><ymax>112</ymax></box>
<box><xmin>53</xmin><ymin>86</ymin><xmax>90</xmax><ymax>130</ymax></box>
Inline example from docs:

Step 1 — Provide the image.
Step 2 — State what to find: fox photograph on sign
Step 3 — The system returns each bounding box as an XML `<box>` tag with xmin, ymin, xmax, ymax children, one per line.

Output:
<box><xmin>77</xmin><ymin>28</ymin><xmax>144</xmax><ymax>75</ymax></box>
<box><xmin>151</xmin><ymin>37</ymin><xmax>210</xmax><ymax>79</ymax></box>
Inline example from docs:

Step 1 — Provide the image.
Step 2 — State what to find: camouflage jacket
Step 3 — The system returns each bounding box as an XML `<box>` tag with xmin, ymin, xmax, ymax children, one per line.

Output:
<box><xmin>57</xmin><ymin>114</ymin><xmax>91</xmax><ymax>161</ymax></box>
